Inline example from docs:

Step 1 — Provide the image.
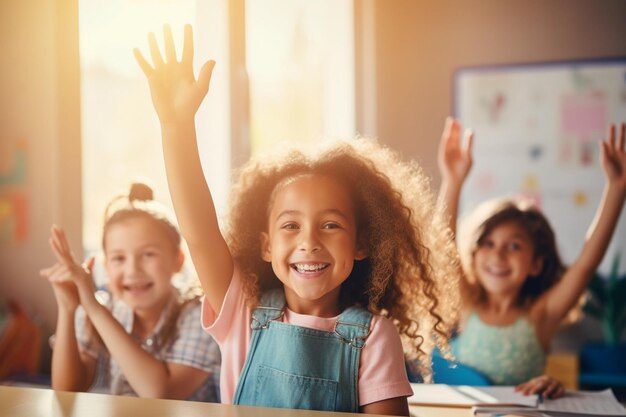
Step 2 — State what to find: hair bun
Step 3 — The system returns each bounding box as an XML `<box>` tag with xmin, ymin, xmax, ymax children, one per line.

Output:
<box><xmin>129</xmin><ymin>183</ymin><xmax>154</xmax><ymax>202</ymax></box>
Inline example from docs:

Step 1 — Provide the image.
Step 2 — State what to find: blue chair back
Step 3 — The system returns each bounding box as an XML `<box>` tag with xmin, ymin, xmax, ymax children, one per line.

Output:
<box><xmin>431</xmin><ymin>354</ymin><xmax>491</xmax><ymax>386</ymax></box>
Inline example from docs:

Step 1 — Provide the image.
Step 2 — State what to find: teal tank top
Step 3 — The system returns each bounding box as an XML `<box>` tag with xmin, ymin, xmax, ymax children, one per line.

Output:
<box><xmin>451</xmin><ymin>312</ymin><xmax>545</xmax><ymax>385</ymax></box>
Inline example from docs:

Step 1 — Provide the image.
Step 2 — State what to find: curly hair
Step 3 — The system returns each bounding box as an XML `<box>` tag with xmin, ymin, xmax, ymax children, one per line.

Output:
<box><xmin>225</xmin><ymin>138</ymin><xmax>460</xmax><ymax>365</ymax></box>
<box><xmin>457</xmin><ymin>198</ymin><xmax>566</xmax><ymax>308</ymax></box>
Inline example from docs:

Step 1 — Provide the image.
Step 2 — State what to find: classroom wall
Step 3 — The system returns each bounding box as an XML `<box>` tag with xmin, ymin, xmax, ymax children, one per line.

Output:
<box><xmin>0</xmin><ymin>0</ymin><xmax>81</xmax><ymax>370</ymax></box>
<box><xmin>366</xmin><ymin>0</ymin><xmax>626</xmax><ymax>181</ymax></box>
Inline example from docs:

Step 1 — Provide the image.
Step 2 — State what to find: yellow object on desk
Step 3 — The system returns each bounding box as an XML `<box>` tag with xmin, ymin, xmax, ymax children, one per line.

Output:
<box><xmin>0</xmin><ymin>385</ymin><xmax>471</xmax><ymax>417</ymax></box>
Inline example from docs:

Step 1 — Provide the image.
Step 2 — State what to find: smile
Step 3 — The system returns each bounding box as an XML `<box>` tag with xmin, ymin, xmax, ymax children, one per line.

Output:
<box><xmin>291</xmin><ymin>263</ymin><xmax>330</xmax><ymax>274</ymax></box>
<box><xmin>123</xmin><ymin>282</ymin><xmax>153</xmax><ymax>292</ymax></box>
<box><xmin>483</xmin><ymin>266</ymin><xmax>511</xmax><ymax>277</ymax></box>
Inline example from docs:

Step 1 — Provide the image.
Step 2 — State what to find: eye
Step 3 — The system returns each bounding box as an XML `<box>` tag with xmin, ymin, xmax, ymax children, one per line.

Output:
<box><xmin>322</xmin><ymin>222</ymin><xmax>341</xmax><ymax>230</ymax></box>
<box><xmin>478</xmin><ymin>239</ymin><xmax>494</xmax><ymax>249</ymax></box>
<box><xmin>507</xmin><ymin>242</ymin><xmax>522</xmax><ymax>251</ymax></box>
<box><xmin>109</xmin><ymin>255</ymin><xmax>125</xmax><ymax>264</ymax></box>
<box><xmin>143</xmin><ymin>251</ymin><xmax>157</xmax><ymax>258</ymax></box>
<box><xmin>281</xmin><ymin>222</ymin><xmax>299</xmax><ymax>230</ymax></box>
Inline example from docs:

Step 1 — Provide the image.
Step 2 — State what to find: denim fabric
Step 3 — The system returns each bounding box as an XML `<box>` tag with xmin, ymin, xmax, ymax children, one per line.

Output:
<box><xmin>233</xmin><ymin>289</ymin><xmax>372</xmax><ymax>412</ymax></box>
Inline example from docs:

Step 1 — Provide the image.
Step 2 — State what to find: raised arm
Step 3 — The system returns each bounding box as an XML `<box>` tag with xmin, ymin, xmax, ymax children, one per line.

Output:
<box><xmin>134</xmin><ymin>24</ymin><xmax>232</xmax><ymax>313</ymax></box>
<box><xmin>43</xmin><ymin>226</ymin><xmax>211</xmax><ymax>399</ymax></box>
<box><xmin>543</xmin><ymin>123</ymin><xmax>626</xmax><ymax>324</ymax></box>
<box><xmin>436</xmin><ymin>117</ymin><xmax>474</xmax><ymax>237</ymax></box>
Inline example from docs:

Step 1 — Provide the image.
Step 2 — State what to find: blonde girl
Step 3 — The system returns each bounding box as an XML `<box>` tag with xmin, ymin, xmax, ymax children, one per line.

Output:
<box><xmin>437</xmin><ymin>117</ymin><xmax>626</xmax><ymax>397</ymax></box>
<box><xmin>41</xmin><ymin>184</ymin><xmax>221</xmax><ymax>401</ymax></box>
<box><xmin>134</xmin><ymin>25</ymin><xmax>459</xmax><ymax>415</ymax></box>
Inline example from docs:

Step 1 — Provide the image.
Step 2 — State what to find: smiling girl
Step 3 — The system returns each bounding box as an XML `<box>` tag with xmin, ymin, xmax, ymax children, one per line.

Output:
<box><xmin>41</xmin><ymin>184</ymin><xmax>221</xmax><ymax>401</ymax></box>
<box><xmin>134</xmin><ymin>25</ymin><xmax>459</xmax><ymax>415</ymax></box>
<box><xmin>437</xmin><ymin>117</ymin><xmax>626</xmax><ymax>397</ymax></box>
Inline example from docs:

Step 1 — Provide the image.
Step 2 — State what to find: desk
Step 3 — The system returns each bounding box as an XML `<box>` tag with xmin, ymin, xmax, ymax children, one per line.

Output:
<box><xmin>0</xmin><ymin>385</ymin><xmax>469</xmax><ymax>417</ymax></box>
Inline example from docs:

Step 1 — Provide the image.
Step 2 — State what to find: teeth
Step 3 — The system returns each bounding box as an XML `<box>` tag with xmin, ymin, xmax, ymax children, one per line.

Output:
<box><xmin>294</xmin><ymin>263</ymin><xmax>327</xmax><ymax>273</ymax></box>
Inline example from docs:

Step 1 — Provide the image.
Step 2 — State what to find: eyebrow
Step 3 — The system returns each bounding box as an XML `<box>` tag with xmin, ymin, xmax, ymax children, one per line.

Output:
<box><xmin>106</xmin><ymin>243</ymin><xmax>164</xmax><ymax>253</ymax></box>
<box><xmin>275</xmin><ymin>208</ymin><xmax>350</xmax><ymax>222</ymax></box>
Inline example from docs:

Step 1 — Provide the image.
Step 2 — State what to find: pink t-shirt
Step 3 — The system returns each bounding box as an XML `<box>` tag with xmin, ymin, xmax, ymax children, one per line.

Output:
<box><xmin>201</xmin><ymin>268</ymin><xmax>413</xmax><ymax>406</ymax></box>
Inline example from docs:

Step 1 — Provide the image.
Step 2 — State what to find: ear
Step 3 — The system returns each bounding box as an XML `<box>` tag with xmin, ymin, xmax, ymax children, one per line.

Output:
<box><xmin>530</xmin><ymin>256</ymin><xmax>543</xmax><ymax>277</ymax></box>
<box><xmin>261</xmin><ymin>232</ymin><xmax>272</xmax><ymax>262</ymax></box>
<box><xmin>175</xmin><ymin>249</ymin><xmax>185</xmax><ymax>273</ymax></box>
<box><xmin>354</xmin><ymin>245</ymin><xmax>368</xmax><ymax>261</ymax></box>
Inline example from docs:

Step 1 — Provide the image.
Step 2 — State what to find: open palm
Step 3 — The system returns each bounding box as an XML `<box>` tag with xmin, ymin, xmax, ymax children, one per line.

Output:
<box><xmin>134</xmin><ymin>24</ymin><xmax>215</xmax><ymax>124</ymax></box>
<box><xmin>438</xmin><ymin>117</ymin><xmax>474</xmax><ymax>184</ymax></box>
<box><xmin>600</xmin><ymin>122</ymin><xmax>626</xmax><ymax>189</ymax></box>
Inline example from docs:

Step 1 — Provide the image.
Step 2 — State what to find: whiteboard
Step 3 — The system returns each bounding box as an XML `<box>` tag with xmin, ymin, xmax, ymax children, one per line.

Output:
<box><xmin>454</xmin><ymin>58</ymin><xmax>626</xmax><ymax>274</ymax></box>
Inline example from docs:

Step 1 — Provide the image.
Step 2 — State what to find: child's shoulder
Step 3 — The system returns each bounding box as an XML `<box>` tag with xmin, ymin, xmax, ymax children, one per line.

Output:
<box><xmin>368</xmin><ymin>313</ymin><xmax>402</xmax><ymax>340</ymax></box>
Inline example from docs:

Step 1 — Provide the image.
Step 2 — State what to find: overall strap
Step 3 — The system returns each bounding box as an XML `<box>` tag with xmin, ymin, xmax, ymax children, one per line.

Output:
<box><xmin>334</xmin><ymin>306</ymin><xmax>373</xmax><ymax>349</ymax></box>
<box><xmin>251</xmin><ymin>288</ymin><xmax>285</xmax><ymax>330</ymax></box>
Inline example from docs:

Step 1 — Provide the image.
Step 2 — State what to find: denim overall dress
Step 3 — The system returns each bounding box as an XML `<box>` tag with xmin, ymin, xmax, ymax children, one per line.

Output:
<box><xmin>232</xmin><ymin>289</ymin><xmax>373</xmax><ymax>412</ymax></box>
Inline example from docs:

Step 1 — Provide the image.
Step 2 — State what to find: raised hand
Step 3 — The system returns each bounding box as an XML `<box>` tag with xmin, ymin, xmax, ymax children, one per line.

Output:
<box><xmin>437</xmin><ymin>117</ymin><xmax>474</xmax><ymax>185</ymax></box>
<box><xmin>134</xmin><ymin>24</ymin><xmax>215</xmax><ymax>124</ymax></box>
<box><xmin>40</xmin><ymin>225</ymin><xmax>96</xmax><ymax>310</ymax></box>
<box><xmin>600</xmin><ymin>122</ymin><xmax>626</xmax><ymax>189</ymax></box>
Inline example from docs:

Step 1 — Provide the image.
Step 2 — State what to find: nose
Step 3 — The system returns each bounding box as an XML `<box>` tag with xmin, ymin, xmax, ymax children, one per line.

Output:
<box><xmin>298</xmin><ymin>227</ymin><xmax>321</xmax><ymax>253</ymax></box>
<box><xmin>493</xmin><ymin>245</ymin><xmax>507</xmax><ymax>260</ymax></box>
<box><xmin>124</xmin><ymin>256</ymin><xmax>141</xmax><ymax>276</ymax></box>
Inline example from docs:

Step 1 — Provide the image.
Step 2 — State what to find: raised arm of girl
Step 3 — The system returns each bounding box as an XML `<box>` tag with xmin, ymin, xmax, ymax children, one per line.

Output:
<box><xmin>41</xmin><ymin>226</ymin><xmax>211</xmax><ymax>399</ymax></box>
<box><xmin>537</xmin><ymin>122</ymin><xmax>626</xmax><ymax>331</ymax></box>
<box><xmin>436</xmin><ymin>117</ymin><xmax>474</xmax><ymax>237</ymax></box>
<box><xmin>134</xmin><ymin>24</ymin><xmax>231</xmax><ymax>313</ymax></box>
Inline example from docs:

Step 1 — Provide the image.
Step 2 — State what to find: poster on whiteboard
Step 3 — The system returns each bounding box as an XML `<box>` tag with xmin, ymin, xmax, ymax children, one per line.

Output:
<box><xmin>454</xmin><ymin>58</ymin><xmax>626</xmax><ymax>274</ymax></box>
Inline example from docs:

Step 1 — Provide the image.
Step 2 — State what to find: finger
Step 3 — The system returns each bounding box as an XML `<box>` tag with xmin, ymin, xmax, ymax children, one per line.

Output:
<box><xmin>600</xmin><ymin>140</ymin><xmax>612</xmax><ymax>165</ymax></box>
<box><xmin>50</xmin><ymin>232</ymin><xmax>74</xmax><ymax>266</ymax></box>
<box><xmin>618</xmin><ymin>122</ymin><xmax>625</xmax><ymax>150</ymax></box>
<box><xmin>544</xmin><ymin>381</ymin><xmax>559</xmax><ymax>398</ymax></box>
<box><xmin>181</xmin><ymin>24</ymin><xmax>194</xmax><ymax>66</ymax></box>
<box><xmin>52</xmin><ymin>225</ymin><xmax>71</xmax><ymax>255</ymax></box>
<box><xmin>84</xmin><ymin>256</ymin><xmax>96</xmax><ymax>275</ymax></box>
<box><xmin>163</xmin><ymin>24</ymin><xmax>177</xmax><ymax>63</ymax></box>
<box><xmin>463</xmin><ymin>129</ymin><xmax>474</xmax><ymax>152</ymax></box>
<box><xmin>197</xmin><ymin>60</ymin><xmax>216</xmax><ymax>97</ymax></box>
<box><xmin>134</xmin><ymin>48</ymin><xmax>154</xmax><ymax>76</ymax></box>
<box><xmin>464</xmin><ymin>129</ymin><xmax>474</xmax><ymax>157</ymax></box>
<box><xmin>441</xmin><ymin>116</ymin><xmax>454</xmax><ymax>141</ymax></box>
<box><xmin>40</xmin><ymin>262</ymin><xmax>62</xmax><ymax>277</ymax></box>
<box><xmin>553</xmin><ymin>384</ymin><xmax>565</xmax><ymax>399</ymax></box>
<box><xmin>148</xmin><ymin>32</ymin><xmax>164</xmax><ymax>68</ymax></box>
<box><xmin>445</xmin><ymin>117</ymin><xmax>461</xmax><ymax>145</ymax></box>
<box><xmin>48</xmin><ymin>265</ymin><xmax>71</xmax><ymax>283</ymax></box>
<box><xmin>607</xmin><ymin>123</ymin><xmax>616</xmax><ymax>150</ymax></box>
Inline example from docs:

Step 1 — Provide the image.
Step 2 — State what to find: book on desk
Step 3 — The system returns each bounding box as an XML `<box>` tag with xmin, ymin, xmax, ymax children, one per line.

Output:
<box><xmin>408</xmin><ymin>383</ymin><xmax>626</xmax><ymax>416</ymax></box>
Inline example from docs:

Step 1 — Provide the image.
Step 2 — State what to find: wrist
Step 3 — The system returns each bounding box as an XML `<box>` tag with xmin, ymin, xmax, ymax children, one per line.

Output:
<box><xmin>441</xmin><ymin>177</ymin><xmax>463</xmax><ymax>192</ymax></box>
<box><xmin>160</xmin><ymin>117</ymin><xmax>196</xmax><ymax>133</ymax></box>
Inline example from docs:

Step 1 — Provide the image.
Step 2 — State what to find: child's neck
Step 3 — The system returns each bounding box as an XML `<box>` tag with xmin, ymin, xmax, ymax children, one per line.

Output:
<box><xmin>284</xmin><ymin>287</ymin><xmax>342</xmax><ymax>318</ymax></box>
<box><xmin>482</xmin><ymin>293</ymin><xmax>523</xmax><ymax>318</ymax></box>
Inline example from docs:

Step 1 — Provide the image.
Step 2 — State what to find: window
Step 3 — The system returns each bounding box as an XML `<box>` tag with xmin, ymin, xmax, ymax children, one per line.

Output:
<box><xmin>79</xmin><ymin>0</ymin><xmax>355</xmax><ymax>281</ymax></box>
<box><xmin>246</xmin><ymin>0</ymin><xmax>355</xmax><ymax>154</ymax></box>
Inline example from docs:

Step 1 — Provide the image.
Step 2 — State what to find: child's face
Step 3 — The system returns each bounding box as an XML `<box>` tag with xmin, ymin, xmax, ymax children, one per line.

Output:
<box><xmin>261</xmin><ymin>174</ymin><xmax>367</xmax><ymax>316</ymax></box>
<box><xmin>473</xmin><ymin>221</ymin><xmax>543</xmax><ymax>300</ymax></box>
<box><xmin>104</xmin><ymin>217</ymin><xmax>183</xmax><ymax>316</ymax></box>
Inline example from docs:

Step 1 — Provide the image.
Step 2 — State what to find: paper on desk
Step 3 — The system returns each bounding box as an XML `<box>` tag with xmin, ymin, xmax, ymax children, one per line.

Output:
<box><xmin>539</xmin><ymin>389</ymin><xmax>626</xmax><ymax>415</ymax></box>
<box><xmin>408</xmin><ymin>383</ymin><xmax>537</xmax><ymax>407</ymax></box>
<box><xmin>472</xmin><ymin>389</ymin><xmax>626</xmax><ymax>417</ymax></box>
